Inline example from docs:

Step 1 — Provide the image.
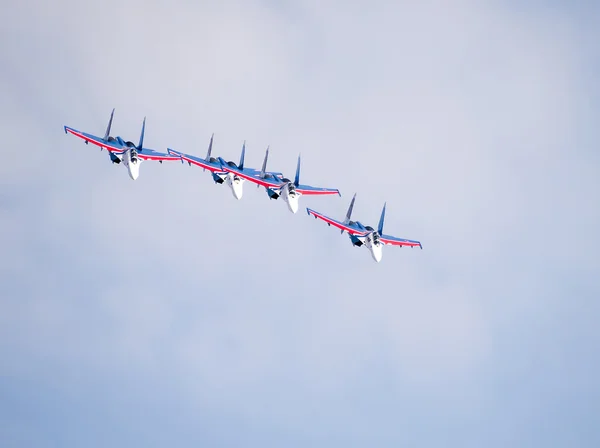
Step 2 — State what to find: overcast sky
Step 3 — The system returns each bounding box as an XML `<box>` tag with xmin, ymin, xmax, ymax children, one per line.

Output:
<box><xmin>1</xmin><ymin>0</ymin><xmax>599</xmax><ymax>446</ymax></box>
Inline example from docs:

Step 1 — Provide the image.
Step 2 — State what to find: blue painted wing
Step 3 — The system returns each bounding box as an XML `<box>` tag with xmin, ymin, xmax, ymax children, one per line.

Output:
<box><xmin>168</xmin><ymin>148</ymin><xmax>224</xmax><ymax>172</ymax></box>
<box><xmin>297</xmin><ymin>184</ymin><xmax>341</xmax><ymax>196</ymax></box>
<box><xmin>65</xmin><ymin>125</ymin><xmax>177</xmax><ymax>162</ymax></box>
<box><xmin>380</xmin><ymin>233</ymin><xmax>422</xmax><ymax>249</ymax></box>
<box><xmin>218</xmin><ymin>157</ymin><xmax>284</xmax><ymax>189</ymax></box>
<box><xmin>306</xmin><ymin>208</ymin><xmax>367</xmax><ymax>235</ymax></box>
<box><xmin>137</xmin><ymin>148</ymin><xmax>180</xmax><ymax>162</ymax></box>
<box><xmin>64</xmin><ymin>126</ymin><xmax>125</xmax><ymax>153</ymax></box>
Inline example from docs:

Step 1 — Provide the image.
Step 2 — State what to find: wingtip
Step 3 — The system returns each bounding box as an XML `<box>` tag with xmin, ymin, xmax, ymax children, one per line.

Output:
<box><xmin>63</xmin><ymin>125</ymin><xmax>68</xmax><ymax>134</ymax></box>
<box><xmin>337</xmin><ymin>189</ymin><xmax>342</xmax><ymax>197</ymax></box>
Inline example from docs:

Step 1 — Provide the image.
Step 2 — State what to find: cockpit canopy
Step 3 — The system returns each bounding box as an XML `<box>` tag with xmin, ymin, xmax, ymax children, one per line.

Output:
<box><xmin>209</xmin><ymin>157</ymin><xmax>218</xmax><ymax>163</ymax></box>
<box><xmin>226</xmin><ymin>161</ymin><xmax>238</xmax><ymax>168</ymax></box>
<box><xmin>125</xmin><ymin>141</ymin><xmax>137</xmax><ymax>148</ymax></box>
<box><xmin>365</xmin><ymin>225</ymin><xmax>374</xmax><ymax>232</ymax></box>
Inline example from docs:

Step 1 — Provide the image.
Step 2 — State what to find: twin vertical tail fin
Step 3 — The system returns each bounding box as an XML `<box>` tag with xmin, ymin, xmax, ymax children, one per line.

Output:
<box><xmin>137</xmin><ymin>117</ymin><xmax>146</xmax><ymax>150</ymax></box>
<box><xmin>260</xmin><ymin>146</ymin><xmax>269</xmax><ymax>178</ymax></box>
<box><xmin>205</xmin><ymin>133</ymin><xmax>214</xmax><ymax>160</ymax></box>
<box><xmin>378</xmin><ymin>202</ymin><xmax>386</xmax><ymax>235</ymax></box>
<box><xmin>344</xmin><ymin>194</ymin><xmax>356</xmax><ymax>223</ymax></box>
<box><xmin>342</xmin><ymin>193</ymin><xmax>357</xmax><ymax>233</ymax></box>
<box><xmin>239</xmin><ymin>141</ymin><xmax>246</xmax><ymax>170</ymax></box>
<box><xmin>294</xmin><ymin>154</ymin><xmax>301</xmax><ymax>187</ymax></box>
<box><xmin>103</xmin><ymin>108</ymin><xmax>115</xmax><ymax>141</ymax></box>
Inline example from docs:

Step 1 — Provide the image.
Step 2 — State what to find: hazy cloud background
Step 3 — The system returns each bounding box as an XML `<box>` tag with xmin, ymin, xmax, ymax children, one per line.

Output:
<box><xmin>1</xmin><ymin>0</ymin><xmax>599</xmax><ymax>446</ymax></box>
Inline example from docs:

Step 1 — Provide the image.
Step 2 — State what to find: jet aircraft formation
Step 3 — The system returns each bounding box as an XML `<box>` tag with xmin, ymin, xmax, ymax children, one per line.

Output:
<box><xmin>64</xmin><ymin>109</ymin><xmax>422</xmax><ymax>262</ymax></box>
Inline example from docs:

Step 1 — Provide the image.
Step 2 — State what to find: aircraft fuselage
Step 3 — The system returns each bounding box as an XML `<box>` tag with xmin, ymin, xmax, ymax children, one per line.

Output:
<box><xmin>363</xmin><ymin>232</ymin><xmax>383</xmax><ymax>262</ymax></box>
<box><xmin>225</xmin><ymin>172</ymin><xmax>244</xmax><ymax>199</ymax></box>
<box><xmin>121</xmin><ymin>149</ymin><xmax>141</xmax><ymax>180</ymax></box>
<box><xmin>281</xmin><ymin>183</ymin><xmax>300</xmax><ymax>213</ymax></box>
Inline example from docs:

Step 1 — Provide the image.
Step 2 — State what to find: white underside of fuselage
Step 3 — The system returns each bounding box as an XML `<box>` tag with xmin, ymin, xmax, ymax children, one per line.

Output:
<box><xmin>226</xmin><ymin>172</ymin><xmax>244</xmax><ymax>200</ymax></box>
<box><xmin>281</xmin><ymin>186</ymin><xmax>300</xmax><ymax>213</ymax></box>
<box><xmin>122</xmin><ymin>153</ymin><xmax>141</xmax><ymax>180</ymax></box>
<box><xmin>363</xmin><ymin>235</ymin><xmax>383</xmax><ymax>262</ymax></box>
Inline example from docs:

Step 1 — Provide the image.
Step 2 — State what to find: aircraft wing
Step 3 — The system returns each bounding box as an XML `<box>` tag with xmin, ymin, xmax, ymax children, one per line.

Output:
<box><xmin>296</xmin><ymin>184</ymin><xmax>341</xmax><ymax>196</ymax></box>
<box><xmin>306</xmin><ymin>208</ymin><xmax>367</xmax><ymax>235</ymax></box>
<box><xmin>137</xmin><ymin>148</ymin><xmax>180</xmax><ymax>162</ymax></box>
<box><xmin>64</xmin><ymin>126</ymin><xmax>125</xmax><ymax>153</ymax></box>
<box><xmin>219</xmin><ymin>161</ymin><xmax>284</xmax><ymax>189</ymax></box>
<box><xmin>168</xmin><ymin>148</ymin><xmax>224</xmax><ymax>172</ymax></box>
<box><xmin>380</xmin><ymin>233</ymin><xmax>422</xmax><ymax>249</ymax></box>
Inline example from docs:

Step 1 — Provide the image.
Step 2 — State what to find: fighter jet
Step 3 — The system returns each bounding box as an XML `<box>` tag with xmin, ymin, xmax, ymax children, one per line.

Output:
<box><xmin>168</xmin><ymin>137</ymin><xmax>282</xmax><ymax>200</ymax></box>
<box><xmin>306</xmin><ymin>194</ymin><xmax>422</xmax><ymax>262</ymax></box>
<box><xmin>64</xmin><ymin>109</ymin><xmax>179</xmax><ymax>180</ymax></box>
<box><xmin>219</xmin><ymin>148</ymin><xmax>340</xmax><ymax>213</ymax></box>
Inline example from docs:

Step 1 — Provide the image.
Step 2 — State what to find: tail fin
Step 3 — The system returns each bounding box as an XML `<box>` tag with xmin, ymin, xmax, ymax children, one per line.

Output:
<box><xmin>342</xmin><ymin>193</ymin><xmax>357</xmax><ymax>233</ymax></box>
<box><xmin>137</xmin><ymin>117</ymin><xmax>146</xmax><ymax>150</ymax></box>
<box><xmin>378</xmin><ymin>202</ymin><xmax>386</xmax><ymax>235</ymax></box>
<box><xmin>103</xmin><ymin>108</ymin><xmax>115</xmax><ymax>141</ymax></box>
<box><xmin>239</xmin><ymin>141</ymin><xmax>246</xmax><ymax>170</ymax></box>
<box><xmin>260</xmin><ymin>146</ymin><xmax>269</xmax><ymax>178</ymax></box>
<box><xmin>205</xmin><ymin>133</ymin><xmax>214</xmax><ymax>160</ymax></box>
<box><xmin>344</xmin><ymin>193</ymin><xmax>356</xmax><ymax>224</ymax></box>
<box><xmin>294</xmin><ymin>154</ymin><xmax>301</xmax><ymax>187</ymax></box>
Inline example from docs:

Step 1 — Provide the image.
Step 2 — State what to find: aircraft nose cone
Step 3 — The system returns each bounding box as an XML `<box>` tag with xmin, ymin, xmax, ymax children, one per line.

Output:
<box><xmin>372</xmin><ymin>245</ymin><xmax>382</xmax><ymax>263</ymax></box>
<box><xmin>232</xmin><ymin>183</ymin><xmax>243</xmax><ymax>200</ymax></box>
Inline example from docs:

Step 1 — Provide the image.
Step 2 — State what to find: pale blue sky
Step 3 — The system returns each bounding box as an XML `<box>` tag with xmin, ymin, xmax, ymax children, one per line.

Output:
<box><xmin>1</xmin><ymin>0</ymin><xmax>599</xmax><ymax>446</ymax></box>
